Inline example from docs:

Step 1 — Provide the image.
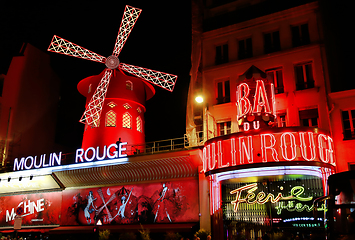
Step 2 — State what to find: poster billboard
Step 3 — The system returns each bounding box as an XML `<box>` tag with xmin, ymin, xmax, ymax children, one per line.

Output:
<box><xmin>61</xmin><ymin>179</ymin><xmax>199</xmax><ymax>225</ymax></box>
<box><xmin>0</xmin><ymin>192</ymin><xmax>61</xmax><ymax>227</ymax></box>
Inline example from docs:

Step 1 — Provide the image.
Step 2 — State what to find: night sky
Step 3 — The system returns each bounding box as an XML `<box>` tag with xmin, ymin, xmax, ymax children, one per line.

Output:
<box><xmin>1</xmin><ymin>1</ymin><xmax>353</xmax><ymax>150</ymax></box>
<box><xmin>0</xmin><ymin>1</ymin><xmax>192</xmax><ymax>149</ymax></box>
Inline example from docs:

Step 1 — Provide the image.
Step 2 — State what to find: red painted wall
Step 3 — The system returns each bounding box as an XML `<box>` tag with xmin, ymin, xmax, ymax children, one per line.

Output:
<box><xmin>77</xmin><ymin>69</ymin><xmax>155</xmax><ymax>150</ymax></box>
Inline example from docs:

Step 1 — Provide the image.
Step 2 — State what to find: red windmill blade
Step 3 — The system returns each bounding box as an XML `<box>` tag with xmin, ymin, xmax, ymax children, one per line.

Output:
<box><xmin>48</xmin><ymin>5</ymin><xmax>178</xmax><ymax>127</ymax></box>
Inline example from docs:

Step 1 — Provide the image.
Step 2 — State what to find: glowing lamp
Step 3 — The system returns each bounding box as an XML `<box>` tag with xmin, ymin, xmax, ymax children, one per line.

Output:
<box><xmin>195</xmin><ymin>95</ymin><xmax>204</xmax><ymax>103</ymax></box>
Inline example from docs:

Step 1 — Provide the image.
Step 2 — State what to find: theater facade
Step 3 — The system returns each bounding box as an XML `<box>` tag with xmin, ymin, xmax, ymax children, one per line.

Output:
<box><xmin>0</xmin><ymin>148</ymin><xmax>202</xmax><ymax>238</ymax></box>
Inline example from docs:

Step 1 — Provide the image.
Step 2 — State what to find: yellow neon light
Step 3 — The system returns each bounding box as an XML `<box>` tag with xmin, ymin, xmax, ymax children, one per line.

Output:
<box><xmin>230</xmin><ymin>183</ymin><xmax>316</xmax><ymax>213</ymax></box>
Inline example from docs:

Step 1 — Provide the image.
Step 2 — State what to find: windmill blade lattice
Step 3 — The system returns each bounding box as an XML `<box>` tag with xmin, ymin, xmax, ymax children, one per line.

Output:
<box><xmin>48</xmin><ymin>35</ymin><xmax>106</xmax><ymax>63</ymax></box>
<box><xmin>119</xmin><ymin>63</ymin><xmax>177</xmax><ymax>92</ymax></box>
<box><xmin>80</xmin><ymin>69</ymin><xmax>112</xmax><ymax>126</ymax></box>
<box><xmin>113</xmin><ymin>5</ymin><xmax>142</xmax><ymax>56</ymax></box>
<box><xmin>48</xmin><ymin>5</ymin><xmax>177</xmax><ymax>127</ymax></box>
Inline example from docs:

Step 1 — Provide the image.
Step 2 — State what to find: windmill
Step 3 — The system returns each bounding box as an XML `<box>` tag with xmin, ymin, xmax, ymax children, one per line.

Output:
<box><xmin>48</xmin><ymin>5</ymin><xmax>178</xmax><ymax>151</ymax></box>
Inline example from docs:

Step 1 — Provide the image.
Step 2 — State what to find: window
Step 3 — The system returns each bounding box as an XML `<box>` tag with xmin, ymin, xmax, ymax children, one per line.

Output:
<box><xmin>294</xmin><ymin>62</ymin><xmax>314</xmax><ymax>90</ymax></box>
<box><xmin>137</xmin><ymin>116</ymin><xmax>142</xmax><ymax>132</ymax></box>
<box><xmin>238</xmin><ymin>38</ymin><xmax>252</xmax><ymax>59</ymax></box>
<box><xmin>108</xmin><ymin>102</ymin><xmax>117</xmax><ymax>108</ymax></box>
<box><xmin>88</xmin><ymin>84</ymin><xmax>92</xmax><ymax>94</ymax></box>
<box><xmin>215</xmin><ymin>44</ymin><xmax>229</xmax><ymax>65</ymax></box>
<box><xmin>291</xmin><ymin>23</ymin><xmax>310</xmax><ymax>47</ymax></box>
<box><xmin>266</xmin><ymin>68</ymin><xmax>284</xmax><ymax>94</ymax></box>
<box><xmin>264</xmin><ymin>31</ymin><xmax>280</xmax><ymax>54</ymax></box>
<box><xmin>106</xmin><ymin>110</ymin><xmax>116</xmax><ymax>127</ymax></box>
<box><xmin>216</xmin><ymin>79</ymin><xmax>230</xmax><ymax>104</ymax></box>
<box><xmin>122</xmin><ymin>112</ymin><xmax>132</xmax><ymax>129</ymax></box>
<box><xmin>217</xmin><ymin>121</ymin><xmax>231</xmax><ymax>136</ymax></box>
<box><xmin>126</xmin><ymin>81</ymin><xmax>133</xmax><ymax>90</ymax></box>
<box><xmin>342</xmin><ymin>109</ymin><xmax>355</xmax><ymax>140</ymax></box>
<box><xmin>299</xmin><ymin>109</ymin><xmax>318</xmax><ymax>127</ymax></box>
<box><xmin>123</xmin><ymin>103</ymin><xmax>132</xmax><ymax>109</ymax></box>
<box><xmin>137</xmin><ymin>107</ymin><xmax>142</xmax><ymax>113</ymax></box>
<box><xmin>276</xmin><ymin>112</ymin><xmax>287</xmax><ymax>127</ymax></box>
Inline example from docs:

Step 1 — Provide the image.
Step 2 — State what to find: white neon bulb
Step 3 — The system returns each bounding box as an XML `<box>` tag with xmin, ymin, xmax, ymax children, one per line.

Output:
<box><xmin>2</xmin><ymin>157</ymin><xmax>128</xmax><ymax>179</ymax></box>
<box><xmin>215</xmin><ymin>165</ymin><xmax>326</xmax><ymax>182</ymax></box>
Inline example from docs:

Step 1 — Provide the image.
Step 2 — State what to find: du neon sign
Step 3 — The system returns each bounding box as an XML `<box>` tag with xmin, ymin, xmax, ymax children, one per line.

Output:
<box><xmin>202</xmin><ymin>128</ymin><xmax>335</xmax><ymax>173</ymax></box>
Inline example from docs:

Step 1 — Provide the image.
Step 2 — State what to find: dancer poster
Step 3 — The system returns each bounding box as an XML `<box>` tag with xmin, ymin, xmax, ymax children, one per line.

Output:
<box><xmin>61</xmin><ymin>180</ymin><xmax>199</xmax><ymax>225</ymax></box>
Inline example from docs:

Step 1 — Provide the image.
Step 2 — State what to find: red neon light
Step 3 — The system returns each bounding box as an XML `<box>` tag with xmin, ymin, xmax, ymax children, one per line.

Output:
<box><xmin>260</xmin><ymin>133</ymin><xmax>279</xmax><ymax>162</ymax></box>
<box><xmin>236</xmin><ymin>79</ymin><xmax>275</xmax><ymax>123</ymax></box>
<box><xmin>299</xmin><ymin>132</ymin><xmax>316</xmax><ymax>161</ymax></box>
<box><xmin>280</xmin><ymin>132</ymin><xmax>297</xmax><ymax>161</ymax></box>
<box><xmin>318</xmin><ymin>134</ymin><xmax>335</xmax><ymax>165</ymax></box>
<box><xmin>217</xmin><ymin>141</ymin><xmax>228</xmax><ymax>168</ymax></box>
<box><xmin>236</xmin><ymin>83</ymin><xmax>251</xmax><ymax>119</ymax></box>
<box><xmin>210</xmin><ymin>143</ymin><xmax>216</xmax><ymax>170</ymax></box>
<box><xmin>253</xmin><ymin>80</ymin><xmax>271</xmax><ymax>114</ymax></box>
<box><xmin>239</xmin><ymin>136</ymin><xmax>254</xmax><ymax>164</ymax></box>
<box><xmin>231</xmin><ymin>138</ymin><xmax>237</xmax><ymax>166</ymax></box>
<box><xmin>202</xmin><ymin>128</ymin><xmax>336</xmax><ymax>173</ymax></box>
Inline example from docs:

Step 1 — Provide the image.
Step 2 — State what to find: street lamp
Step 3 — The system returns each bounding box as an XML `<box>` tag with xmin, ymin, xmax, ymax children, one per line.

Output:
<box><xmin>195</xmin><ymin>95</ymin><xmax>204</xmax><ymax>103</ymax></box>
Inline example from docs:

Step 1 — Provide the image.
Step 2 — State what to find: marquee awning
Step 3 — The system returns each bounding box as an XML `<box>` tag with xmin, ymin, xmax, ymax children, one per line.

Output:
<box><xmin>53</xmin><ymin>155</ymin><xmax>198</xmax><ymax>188</ymax></box>
<box><xmin>49</xmin><ymin>223</ymin><xmax>197</xmax><ymax>234</ymax></box>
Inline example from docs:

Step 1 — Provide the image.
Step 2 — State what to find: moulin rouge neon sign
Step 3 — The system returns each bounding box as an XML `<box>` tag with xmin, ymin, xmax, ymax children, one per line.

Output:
<box><xmin>230</xmin><ymin>183</ymin><xmax>324</xmax><ymax>215</ymax></box>
<box><xmin>13</xmin><ymin>142</ymin><xmax>128</xmax><ymax>171</ymax></box>
<box><xmin>203</xmin><ymin>75</ymin><xmax>335</xmax><ymax>173</ymax></box>
<box><xmin>202</xmin><ymin>129</ymin><xmax>335</xmax><ymax>173</ymax></box>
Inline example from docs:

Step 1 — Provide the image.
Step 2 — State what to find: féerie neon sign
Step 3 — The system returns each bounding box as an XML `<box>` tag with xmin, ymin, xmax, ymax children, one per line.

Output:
<box><xmin>13</xmin><ymin>142</ymin><xmax>127</xmax><ymax>171</ymax></box>
<box><xmin>230</xmin><ymin>183</ymin><xmax>323</xmax><ymax>214</ymax></box>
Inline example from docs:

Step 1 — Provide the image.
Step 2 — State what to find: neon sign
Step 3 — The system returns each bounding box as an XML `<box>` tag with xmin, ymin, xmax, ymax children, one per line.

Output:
<box><xmin>236</xmin><ymin>76</ymin><xmax>276</xmax><ymax>129</ymax></box>
<box><xmin>202</xmin><ymin>128</ymin><xmax>335</xmax><ymax>173</ymax></box>
<box><xmin>13</xmin><ymin>142</ymin><xmax>127</xmax><ymax>171</ymax></box>
<box><xmin>230</xmin><ymin>183</ymin><xmax>324</xmax><ymax>215</ymax></box>
<box><xmin>236</xmin><ymin>80</ymin><xmax>274</xmax><ymax>119</ymax></box>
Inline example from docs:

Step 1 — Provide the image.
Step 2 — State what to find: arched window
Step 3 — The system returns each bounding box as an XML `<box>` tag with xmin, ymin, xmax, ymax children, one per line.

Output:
<box><xmin>137</xmin><ymin>116</ymin><xmax>142</xmax><ymax>132</ymax></box>
<box><xmin>106</xmin><ymin>110</ymin><xmax>116</xmax><ymax>127</ymax></box>
<box><xmin>126</xmin><ymin>80</ymin><xmax>133</xmax><ymax>90</ymax></box>
<box><xmin>108</xmin><ymin>101</ymin><xmax>117</xmax><ymax>108</ymax></box>
<box><xmin>123</xmin><ymin>103</ymin><xmax>132</xmax><ymax>109</ymax></box>
<box><xmin>122</xmin><ymin>112</ymin><xmax>132</xmax><ymax>129</ymax></box>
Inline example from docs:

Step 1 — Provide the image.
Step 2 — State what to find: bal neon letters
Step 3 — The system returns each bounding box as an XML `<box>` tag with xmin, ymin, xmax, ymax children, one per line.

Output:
<box><xmin>236</xmin><ymin>80</ymin><xmax>276</xmax><ymax>120</ymax></box>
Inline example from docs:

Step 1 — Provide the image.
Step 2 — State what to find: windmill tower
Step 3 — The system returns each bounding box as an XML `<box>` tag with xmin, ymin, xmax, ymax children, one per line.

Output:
<box><xmin>48</xmin><ymin>5</ymin><xmax>177</xmax><ymax>151</ymax></box>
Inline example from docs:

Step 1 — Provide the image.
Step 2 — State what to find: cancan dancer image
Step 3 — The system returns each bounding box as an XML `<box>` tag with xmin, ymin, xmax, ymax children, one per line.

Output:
<box><xmin>84</xmin><ymin>191</ymin><xmax>97</xmax><ymax>224</ymax></box>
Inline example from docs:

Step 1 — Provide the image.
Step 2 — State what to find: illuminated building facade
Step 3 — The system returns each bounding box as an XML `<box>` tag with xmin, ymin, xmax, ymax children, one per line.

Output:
<box><xmin>187</xmin><ymin>0</ymin><xmax>355</xmax><ymax>239</ymax></box>
<box><xmin>0</xmin><ymin>44</ymin><xmax>60</xmax><ymax>170</ymax></box>
<box><xmin>1</xmin><ymin>1</ymin><xmax>355</xmax><ymax>240</ymax></box>
<box><xmin>0</xmin><ymin>5</ymin><xmax>197</xmax><ymax>239</ymax></box>
<box><xmin>0</xmin><ymin>44</ymin><xmax>201</xmax><ymax>238</ymax></box>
